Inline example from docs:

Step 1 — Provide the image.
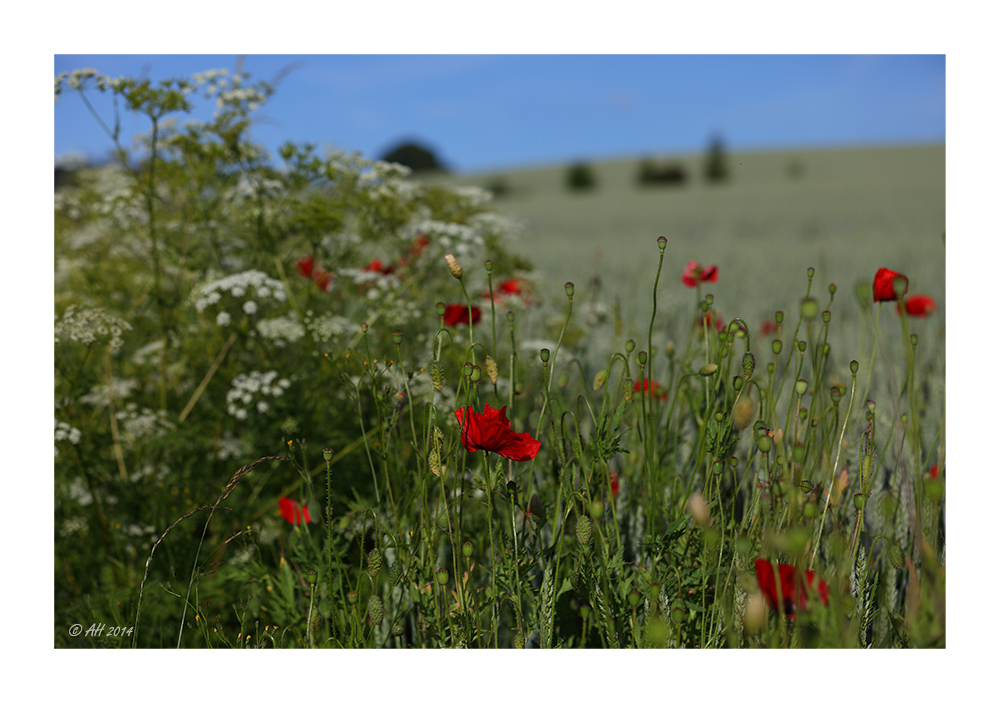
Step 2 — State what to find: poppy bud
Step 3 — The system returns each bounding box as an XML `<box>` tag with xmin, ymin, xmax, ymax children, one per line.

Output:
<box><xmin>485</xmin><ymin>356</ymin><xmax>499</xmax><ymax>384</ymax></box>
<box><xmin>625</xmin><ymin>339</ymin><xmax>636</xmax><ymax>354</ymax></box>
<box><xmin>367</xmin><ymin>549</ymin><xmax>382</xmax><ymax>580</ymax></box>
<box><xmin>470</xmin><ymin>365</ymin><xmax>482</xmax><ymax>383</ymax></box>
<box><xmin>444</xmin><ymin>253</ymin><xmax>463</xmax><ymax>279</ymax></box>
<box><xmin>389</xmin><ymin>560</ymin><xmax>404</xmax><ymax>586</ymax></box>
<box><xmin>742</xmin><ymin>352</ymin><xmax>755</xmax><ymax>380</ymax></box>
<box><xmin>698</xmin><ymin>363</ymin><xmax>718</xmax><ymax>377</ymax></box>
<box><xmin>436</xmin><ymin>568</ymin><xmax>449</xmax><ymax>585</ymax></box>
<box><xmin>528</xmin><ymin>494</ymin><xmax>545</xmax><ymax>525</ymax></box>
<box><xmin>771</xmin><ymin>339</ymin><xmax>782</xmax><ymax>356</ymax></box>
<box><xmin>589</xmin><ymin>500</ymin><xmax>604</xmax><ymax>521</ymax></box>
<box><xmin>462</xmin><ymin>541</ymin><xmax>474</xmax><ymax>559</ymax></box>
<box><xmin>888</xmin><ymin>544</ymin><xmax>904</xmax><ymax>570</ymax></box>
<box><xmin>756</xmin><ymin>433</ymin><xmax>773</xmax><ymax>454</ymax></box>
<box><xmin>795</xmin><ymin>379</ymin><xmax>808</xmax><ymax>396</ymax></box>
<box><xmin>367</xmin><ymin>595</ymin><xmax>384</xmax><ymax>625</ymax></box>
<box><xmin>576</xmin><ymin>515</ymin><xmax>592</xmax><ymax>548</ymax></box>
<box><xmin>688</xmin><ymin>493</ymin><xmax>710</xmax><ymax>527</ymax></box>
<box><xmin>593</xmin><ymin>368</ymin><xmax>608</xmax><ymax>391</ymax></box>
<box><xmin>733</xmin><ymin>375</ymin><xmax>744</xmax><ymax>392</ymax></box>
<box><xmin>733</xmin><ymin>397</ymin><xmax>755</xmax><ymax>431</ymax></box>
<box><xmin>430</xmin><ymin>360</ymin><xmax>444</xmax><ymax>390</ymax></box>
<box><xmin>436</xmin><ymin>301</ymin><xmax>446</xmax><ymax>317</ymax></box>
<box><xmin>628</xmin><ymin>588</ymin><xmax>642</xmax><ymax>608</ymax></box>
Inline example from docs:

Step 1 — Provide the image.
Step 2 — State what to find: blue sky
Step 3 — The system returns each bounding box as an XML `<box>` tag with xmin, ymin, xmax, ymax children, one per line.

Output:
<box><xmin>54</xmin><ymin>54</ymin><xmax>944</xmax><ymax>174</ymax></box>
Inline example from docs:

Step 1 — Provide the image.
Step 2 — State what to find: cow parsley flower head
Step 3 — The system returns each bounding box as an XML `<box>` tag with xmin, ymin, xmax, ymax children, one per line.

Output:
<box><xmin>226</xmin><ymin>370</ymin><xmax>291</xmax><ymax>419</ymax></box>
<box><xmin>55</xmin><ymin>305</ymin><xmax>133</xmax><ymax>351</ymax></box>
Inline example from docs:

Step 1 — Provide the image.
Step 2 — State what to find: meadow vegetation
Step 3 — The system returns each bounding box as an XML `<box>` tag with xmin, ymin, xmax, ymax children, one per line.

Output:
<box><xmin>54</xmin><ymin>65</ymin><xmax>945</xmax><ymax>648</ymax></box>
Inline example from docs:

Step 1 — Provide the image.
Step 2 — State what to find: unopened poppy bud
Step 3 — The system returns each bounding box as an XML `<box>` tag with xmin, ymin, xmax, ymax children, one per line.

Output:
<box><xmin>733</xmin><ymin>376</ymin><xmax>744</xmax><ymax>392</ymax></box>
<box><xmin>564</xmin><ymin>281</ymin><xmax>574</xmax><ymax>298</ymax></box>
<box><xmin>657</xmin><ymin>236</ymin><xmax>667</xmax><ymax>252</ymax></box>
<box><xmin>576</xmin><ymin>515</ymin><xmax>592</xmax><ymax>548</ymax></box>
<box><xmin>688</xmin><ymin>493</ymin><xmax>710</xmax><ymax>527</ymax></box>
<box><xmin>485</xmin><ymin>356</ymin><xmax>499</xmax><ymax>384</ymax></box>
<box><xmin>589</xmin><ymin>500</ymin><xmax>604</xmax><ymax>521</ymax></box>
<box><xmin>470</xmin><ymin>365</ymin><xmax>482</xmax><ymax>383</ymax></box>
<box><xmin>742</xmin><ymin>352</ymin><xmax>755</xmax><ymax>380</ymax></box>
<box><xmin>800</xmin><ymin>296</ymin><xmax>819</xmax><ymax>319</ymax></box>
<box><xmin>888</xmin><ymin>544</ymin><xmax>904</xmax><ymax>570</ymax></box>
<box><xmin>638</xmin><ymin>350</ymin><xmax>647</xmax><ymax>365</ymax></box>
<box><xmin>625</xmin><ymin>339</ymin><xmax>636</xmax><ymax>354</ymax></box>
<box><xmin>766</xmin><ymin>362</ymin><xmax>775</xmax><ymax>374</ymax></box>
<box><xmin>539</xmin><ymin>348</ymin><xmax>550</xmax><ymax>363</ymax></box>
<box><xmin>444</xmin><ymin>253</ymin><xmax>463</xmax><ymax>279</ymax></box>
<box><xmin>850</xmin><ymin>360</ymin><xmax>859</xmax><ymax>375</ymax></box>
<box><xmin>698</xmin><ymin>363</ymin><xmax>718</xmax><ymax>377</ymax></box>
<box><xmin>323</xmin><ymin>446</ymin><xmax>334</xmax><ymax>462</ymax></box>
<box><xmin>854</xmin><ymin>493</ymin><xmax>865</xmax><ymax>510</ymax></box>
<box><xmin>593</xmin><ymin>368</ymin><xmax>608</xmax><ymax>391</ymax></box>
<box><xmin>430</xmin><ymin>360</ymin><xmax>444</xmax><ymax>390</ymax></box>
<box><xmin>528</xmin><ymin>494</ymin><xmax>545</xmax><ymax>525</ymax></box>
<box><xmin>367</xmin><ymin>549</ymin><xmax>382</xmax><ymax>580</ymax></box>
<box><xmin>389</xmin><ymin>560</ymin><xmax>404</xmax><ymax>586</ymax></box>
<box><xmin>392</xmin><ymin>329</ymin><xmax>402</xmax><ymax>345</ymax></box>
<box><xmin>756</xmin><ymin>433</ymin><xmax>773</xmax><ymax>454</ymax></box>
<box><xmin>712</xmin><ymin>459</ymin><xmax>724</xmax><ymax>476</ymax></box>
<box><xmin>792</xmin><ymin>441</ymin><xmax>805</xmax><ymax>463</ymax></box>
<box><xmin>802</xmin><ymin>501</ymin><xmax>818</xmax><ymax>519</ymax></box>
<box><xmin>367</xmin><ymin>595</ymin><xmax>384</xmax><ymax>625</ymax></box>
<box><xmin>714</xmin><ymin>411</ymin><xmax>725</xmax><ymax>423</ymax></box>
<box><xmin>665</xmin><ymin>341</ymin><xmax>675</xmax><ymax>358</ymax></box>
<box><xmin>462</xmin><ymin>541</ymin><xmax>474</xmax><ymax>559</ymax></box>
<box><xmin>628</xmin><ymin>587</ymin><xmax>642</xmax><ymax>607</ymax></box>
<box><xmin>771</xmin><ymin>339</ymin><xmax>782</xmax><ymax>355</ymax></box>
<box><xmin>733</xmin><ymin>397</ymin><xmax>755</xmax><ymax>431</ymax></box>
<box><xmin>795</xmin><ymin>379</ymin><xmax>808</xmax><ymax>396</ymax></box>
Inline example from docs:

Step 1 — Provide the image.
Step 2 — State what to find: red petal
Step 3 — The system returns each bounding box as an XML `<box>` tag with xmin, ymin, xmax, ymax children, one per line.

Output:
<box><xmin>873</xmin><ymin>267</ymin><xmax>908</xmax><ymax>302</ymax></box>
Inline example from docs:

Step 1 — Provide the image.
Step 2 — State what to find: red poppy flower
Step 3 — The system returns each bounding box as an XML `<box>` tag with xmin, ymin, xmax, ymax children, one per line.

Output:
<box><xmin>278</xmin><ymin>497</ymin><xmax>312</xmax><ymax>525</ymax></box>
<box><xmin>609</xmin><ymin>469</ymin><xmax>620</xmax><ymax>497</ymax></box>
<box><xmin>682</xmin><ymin>261</ymin><xmax>719</xmax><ymax>288</ymax></box>
<box><xmin>929</xmin><ymin>464</ymin><xmax>939</xmax><ymax>479</ymax></box>
<box><xmin>754</xmin><ymin>559</ymin><xmax>829</xmax><ymax>619</ymax></box>
<box><xmin>313</xmin><ymin>269</ymin><xmax>332</xmax><ymax>292</ymax></box>
<box><xmin>442</xmin><ymin>304</ymin><xmax>482</xmax><ymax>327</ymax></box>
<box><xmin>873</xmin><ymin>267</ymin><xmax>908</xmax><ymax>302</ymax></box>
<box><xmin>635</xmin><ymin>378</ymin><xmax>667</xmax><ymax>401</ymax></box>
<box><xmin>409</xmin><ymin>233</ymin><xmax>430</xmax><ymax>258</ymax></box>
<box><xmin>896</xmin><ymin>294</ymin><xmax>936</xmax><ymax>317</ymax></box>
<box><xmin>296</xmin><ymin>255</ymin><xmax>316</xmax><ymax>279</ymax></box>
<box><xmin>455</xmin><ymin>404</ymin><xmax>541</xmax><ymax>462</ymax></box>
<box><xmin>364</xmin><ymin>258</ymin><xmax>395</xmax><ymax>276</ymax></box>
<box><xmin>760</xmin><ymin>319</ymin><xmax>780</xmax><ymax>337</ymax></box>
<box><xmin>703</xmin><ymin>310</ymin><xmax>726</xmax><ymax>333</ymax></box>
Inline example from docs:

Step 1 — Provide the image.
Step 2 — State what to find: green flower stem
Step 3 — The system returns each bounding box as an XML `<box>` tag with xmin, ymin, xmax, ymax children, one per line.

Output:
<box><xmin>483</xmin><ymin>450</ymin><xmax>499</xmax><ymax>646</ymax></box>
<box><xmin>810</xmin><ymin>364</ymin><xmax>857</xmax><ymax>570</ymax></box>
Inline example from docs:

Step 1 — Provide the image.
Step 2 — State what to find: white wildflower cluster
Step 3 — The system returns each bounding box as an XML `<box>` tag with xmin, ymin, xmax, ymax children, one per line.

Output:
<box><xmin>381</xmin><ymin>297</ymin><xmax>425</xmax><ymax>329</ymax></box>
<box><xmin>115</xmin><ymin>404</ymin><xmax>175</xmax><ymax>449</ymax></box>
<box><xmin>55</xmin><ymin>419</ymin><xmax>82</xmax><ymax>457</ymax></box>
<box><xmin>131</xmin><ymin>338</ymin><xmax>165</xmax><ymax>367</ymax></box>
<box><xmin>216</xmin><ymin>433</ymin><xmax>251</xmax><ymax>462</ymax></box>
<box><xmin>256</xmin><ymin>313</ymin><xmax>306</xmax><ymax>348</ymax></box>
<box><xmin>193</xmin><ymin>270</ymin><xmax>287</xmax><ymax>326</ymax></box>
<box><xmin>451</xmin><ymin>185</ymin><xmax>494</xmax><ymax>209</ymax></box>
<box><xmin>130</xmin><ymin>463</ymin><xmax>170</xmax><ymax>483</ymax></box>
<box><xmin>303</xmin><ymin>312</ymin><xmax>353</xmax><ymax>345</ymax></box>
<box><xmin>79</xmin><ymin>378</ymin><xmax>140</xmax><ymax>406</ymax></box>
<box><xmin>336</xmin><ymin>267</ymin><xmax>399</xmax><ymax>301</ymax></box>
<box><xmin>59</xmin><ymin>516</ymin><xmax>88</xmax><ymax>537</ymax></box>
<box><xmin>226</xmin><ymin>370</ymin><xmax>291</xmax><ymax>420</ymax></box>
<box><xmin>55</xmin><ymin>305</ymin><xmax>133</xmax><ymax>351</ymax></box>
<box><xmin>410</xmin><ymin>219</ymin><xmax>482</xmax><ymax>259</ymax></box>
<box><xmin>469</xmin><ymin>211</ymin><xmax>526</xmax><ymax>240</ymax></box>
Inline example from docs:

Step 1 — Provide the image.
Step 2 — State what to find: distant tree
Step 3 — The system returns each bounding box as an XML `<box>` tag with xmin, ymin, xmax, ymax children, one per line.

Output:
<box><xmin>565</xmin><ymin>161</ymin><xmax>597</xmax><ymax>192</ymax></box>
<box><xmin>636</xmin><ymin>158</ymin><xmax>688</xmax><ymax>187</ymax></box>
<box><xmin>379</xmin><ymin>141</ymin><xmax>448</xmax><ymax>173</ymax></box>
<box><xmin>703</xmin><ymin>135</ymin><xmax>729</xmax><ymax>184</ymax></box>
<box><xmin>485</xmin><ymin>176</ymin><xmax>512</xmax><ymax>199</ymax></box>
<box><xmin>786</xmin><ymin>158</ymin><xmax>805</xmax><ymax>180</ymax></box>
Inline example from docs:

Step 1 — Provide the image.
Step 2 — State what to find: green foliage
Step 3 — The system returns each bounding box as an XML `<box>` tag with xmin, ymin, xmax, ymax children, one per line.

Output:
<box><xmin>378</xmin><ymin>140</ymin><xmax>448</xmax><ymax>173</ymax></box>
<box><xmin>703</xmin><ymin>134</ymin><xmax>729</xmax><ymax>184</ymax></box>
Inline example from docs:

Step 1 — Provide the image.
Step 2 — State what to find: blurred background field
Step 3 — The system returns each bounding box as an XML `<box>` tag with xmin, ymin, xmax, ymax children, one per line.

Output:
<box><xmin>430</xmin><ymin>143</ymin><xmax>945</xmax><ymax>358</ymax></box>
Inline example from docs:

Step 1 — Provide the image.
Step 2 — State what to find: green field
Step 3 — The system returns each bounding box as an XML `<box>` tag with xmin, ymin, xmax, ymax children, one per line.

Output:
<box><xmin>445</xmin><ymin>145</ymin><xmax>945</xmax><ymax>330</ymax></box>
